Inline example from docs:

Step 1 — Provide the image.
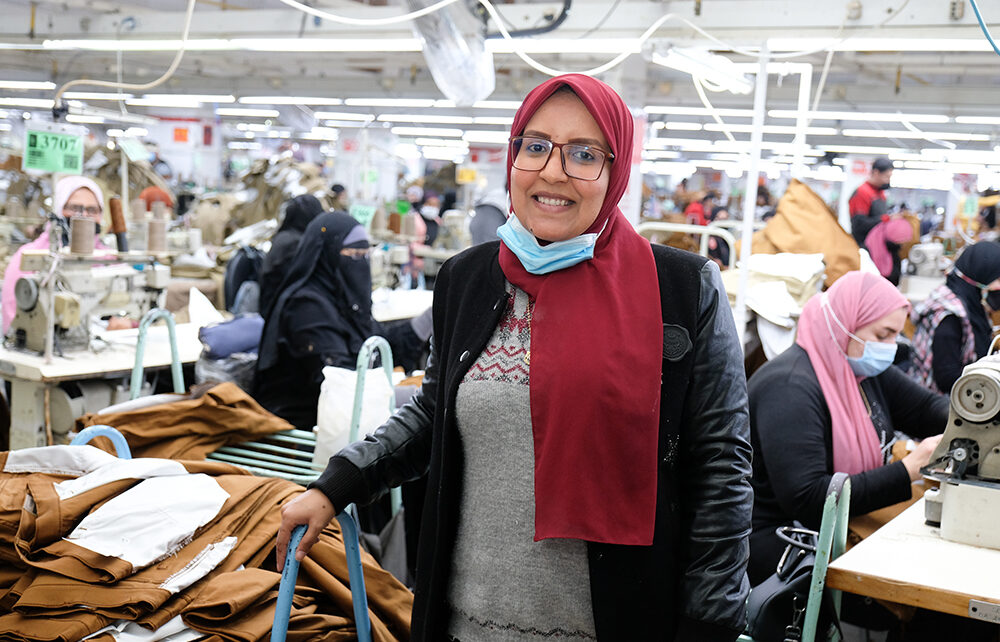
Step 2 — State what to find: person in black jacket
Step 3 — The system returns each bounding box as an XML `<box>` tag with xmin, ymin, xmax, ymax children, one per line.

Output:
<box><xmin>748</xmin><ymin>271</ymin><xmax>946</xmax><ymax>587</ymax></box>
<box><xmin>258</xmin><ymin>194</ymin><xmax>324</xmax><ymax>318</ymax></box>
<box><xmin>276</xmin><ymin>74</ymin><xmax>752</xmax><ymax>641</ymax></box>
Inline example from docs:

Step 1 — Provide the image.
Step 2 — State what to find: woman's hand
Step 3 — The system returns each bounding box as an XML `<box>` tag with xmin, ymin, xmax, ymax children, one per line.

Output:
<box><xmin>275</xmin><ymin>488</ymin><xmax>337</xmax><ymax>571</ymax></box>
<box><xmin>901</xmin><ymin>434</ymin><xmax>944</xmax><ymax>481</ymax></box>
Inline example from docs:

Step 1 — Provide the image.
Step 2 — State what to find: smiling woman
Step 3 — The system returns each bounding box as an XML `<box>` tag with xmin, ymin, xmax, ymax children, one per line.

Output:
<box><xmin>277</xmin><ymin>74</ymin><xmax>753</xmax><ymax>642</ymax></box>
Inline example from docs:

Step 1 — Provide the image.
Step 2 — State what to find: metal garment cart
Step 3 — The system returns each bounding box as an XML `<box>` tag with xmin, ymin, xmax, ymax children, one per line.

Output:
<box><xmin>273</xmin><ymin>516</ymin><xmax>373</xmax><ymax>642</ymax></box>
<box><xmin>129</xmin><ymin>307</ymin><xmax>185</xmax><ymax>400</ymax></box>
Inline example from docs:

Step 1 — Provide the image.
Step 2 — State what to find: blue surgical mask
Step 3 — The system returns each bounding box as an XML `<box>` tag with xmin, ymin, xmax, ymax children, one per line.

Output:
<box><xmin>821</xmin><ymin>293</ymin><xmax>898</xmax><ymax>378</ymax></box>
<box><xmin>847</xmin><ymin>341</ymin><xmax>897</xmax><ymax>377</ymax></box>
<box><xmin>496</xmin><ymin>213</ymin><xmax>604</xmax><ymax>275</ymax></box>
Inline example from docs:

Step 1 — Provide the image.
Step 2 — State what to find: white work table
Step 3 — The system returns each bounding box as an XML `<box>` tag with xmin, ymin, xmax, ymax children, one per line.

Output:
<box><xmin>1</xmin><ymin>323</ymin><xmax>203</xmax><ymax>450</ymax></box>
<box><xmin>826</xmin><ymin>498</ymin><xmax>1000</xmax><ymax>622</ymax></box>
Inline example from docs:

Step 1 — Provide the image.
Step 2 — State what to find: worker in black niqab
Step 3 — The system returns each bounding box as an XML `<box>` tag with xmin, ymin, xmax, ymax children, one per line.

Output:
<box><xmin>254</xmin><ymin>211</ymin><xmax>374</xmax><ymax>428</ymax></box>
<box><xmin>258</xmin><ymin>194</ymin><xmax>325</xmax><ymax>318</ymax></box>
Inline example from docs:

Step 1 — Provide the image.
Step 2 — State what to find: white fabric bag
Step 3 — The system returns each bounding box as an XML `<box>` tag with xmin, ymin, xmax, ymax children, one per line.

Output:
<box><xmin>313</xmin><ymin>365</ymin><xmax>393</xmax><ymax>468</ymax></box>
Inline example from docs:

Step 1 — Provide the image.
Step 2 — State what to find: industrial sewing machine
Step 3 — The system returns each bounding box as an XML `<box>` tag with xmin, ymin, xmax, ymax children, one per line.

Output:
<box><xmin>906</xmin><ymin>242</ymin><xmax>947</xmax><ymax>278</ymax></box>
<box><xmin>923</xmin><ymin>347</ymin><xmax>1000</xmax><ymax>550</ymax></box>
<box><xmin>7</xmin><ymin>248</ymin><xmax>169</xmax><ymax>354</ymax></box>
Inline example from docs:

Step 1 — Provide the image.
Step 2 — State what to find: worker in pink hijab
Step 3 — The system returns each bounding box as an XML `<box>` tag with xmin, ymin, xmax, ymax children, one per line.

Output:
<box><xmin>2</xmin><ymin>176</ymin><xmax>111</xmax><ymax>334</ymax></box>
<box><xmin>865</xmin><ymin>217</ymin><xmax>913</xmax><ymax>285</ymax></box>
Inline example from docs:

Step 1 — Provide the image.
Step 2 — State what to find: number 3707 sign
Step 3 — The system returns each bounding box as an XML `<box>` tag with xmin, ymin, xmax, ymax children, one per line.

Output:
<box><xmin>23</xmin><ymin>124</ymin><xmax>85</xmax><ymax>175</ymax></box>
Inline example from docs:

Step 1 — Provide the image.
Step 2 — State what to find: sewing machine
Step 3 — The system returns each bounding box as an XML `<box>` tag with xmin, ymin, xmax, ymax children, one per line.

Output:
<box><xmin>8</xmin><ymin>248</ymin><xmax>169</xmax><ymax>354</ymax></box>
<box><xmin>906</xmin><ymin>242</ymin><xmax>947</xmax><ymax>278</ymax></box>
<box><xmin>923</xmin><ymin>349</ymin><xmax>1000</xmax><ymax>550</ymax></box>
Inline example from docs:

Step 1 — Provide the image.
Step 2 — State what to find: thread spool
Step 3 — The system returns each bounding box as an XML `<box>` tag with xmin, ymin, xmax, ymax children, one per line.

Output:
<box><xmin>130</xmin><ymin>199</ymin><xmax>147</xmax><ymax>221</ymax></box>
<box><xmin>70</xmin><ymin>217</ymin><xmax>96</xmax><ymax>255</ymax></box>
<box><xmin>108</xmin><ymin>198</ymin><xmax>127</xmax><ymax>234</ymax></box>
<box><xmin>151</xmin><ymin>200</ymin><xmax>167</xmax><ymax>220</ymax></box>
<box><xmin>147</xmin><ymin>218</ymin><xmax>167</xmax><ymax>254</ymax></box>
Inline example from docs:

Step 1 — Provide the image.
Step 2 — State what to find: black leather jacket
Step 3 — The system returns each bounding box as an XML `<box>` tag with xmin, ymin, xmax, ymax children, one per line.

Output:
<box><xmin>311</xmin><ymin>242</ymin><xmax>752</xmax><ymax>641</ymax></box>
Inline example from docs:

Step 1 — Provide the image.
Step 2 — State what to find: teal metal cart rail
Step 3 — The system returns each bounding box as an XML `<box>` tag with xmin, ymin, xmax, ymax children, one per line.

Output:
<box><xmin>130</xmin><ymin>308</ymin><xmax>185</xmax><ymax>400</ymax></box>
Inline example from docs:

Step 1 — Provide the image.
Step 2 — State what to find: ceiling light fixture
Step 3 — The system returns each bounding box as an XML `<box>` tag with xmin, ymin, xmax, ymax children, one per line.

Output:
<box><xmin>703</xmin><ymin>123</ymin><xmax>838</xmax><ymax>135</ymax></box>
<box><xmin>0</xmin><ymin>80</ymin><xmax>56</xmax><ymax>90</ymax></box>
<box><xmin>216</xmin><ymin>107</ymin><xmax>279</xmax><ymax>118</ymax></box>
<box><xmin>485</xmin><ymin>38</ymin><xmax>641</xmax><ymax>55</ymax></box>
<box><xmin>644</xmin><ymin>106</ymin><xmax>754</xmax><ymax>118</ymax></box>
<box><xmin>347</xmin><ymin>98</ymin><xmax>438</xmax><ymax>108</ymax></box>
<box><xmin>239</xmin><ymin>96</ymin><xmax>344</xmax><ymax>105</ymax></box>
<box><xmin>955</xmin><ymin>116</ymin><xmax>1000</xmax><ymax>125</ymax></box>
<box><xmin>473</xmin><ymin>116</ymin><xmax>515</xmax><ymax>125</ymax></box>
<box><xmin>664</xmin><ymin>122</ymin><xmax>703</xmax><ymax>131</ymax></box>
<box><xmin>43</xmin><ymin>39</ymin><xmax>234</xmax><ymax>51</ymax></box>
<box><xmin>233</xmin><ymin>38</ymin><xmax>421</xmax><ymax>52</ymax></box>
<box><xmin>767</xmin><ymin>37</ymin><xmax>993</xmax><ymax>52</ymax></box>
<box><xmin>378</xmin><ymin>113</ymin><xmax>474</xmax><ymax>124</ymax></box>
<box><xmin>313</xmin><ymin>111</ymin><xmax>376</xmax><ymax>121</ymax></box>
<box><xmin>768</xmin><ymin>109</ymin><xmax>950</xmax><ymax>124</ymax></box>
<box><xmin>413</xmin><ymin>137</ymin><xmax>470</xmax><ymax>147</ymax></box>
<box><xmin>461</xmin><ymin>130</ymin><xmax>510</xmax><ymax>144</ymax></box>
<box><xmin>0</xmin><ymin>97</ymin><xmax>55</xmax><ymax>109</ymax></box>
<box><xmin>841</xmin><ymin>129</ymin><xmax>989</xmax><ymax>142</ymax></box>
<box><xmin>144</xmin><ymin>94</ymin><xmax>235</xmax><ymax>104</ymax></box>
<box><xmin>390</xmin><ymin>126</ymin><xmax>463</xmax><ymax>137</ymax></box>
<box><xmin>62</xmin><ymin>91</ymin><xmax>135</xmax><ymax>101</ymax></box>
<box><xmin>817</xmin><ymin>144</ymin><xmax>907</xmax><ymax>154</ymax></box>
<box><xmin>65</xmin><ymin>114</ymin><xmax>104</xmax><ymax>124</ymax></box>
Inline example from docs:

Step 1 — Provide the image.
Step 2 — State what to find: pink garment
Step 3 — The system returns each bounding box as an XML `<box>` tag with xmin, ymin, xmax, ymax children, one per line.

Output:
<box><xmin>3</xmin><ymin>176</ymin><xmax>108</xmax><ymax>334</ymax></box>
<box><xmin>795</xmin><ymin>271</ymin><xmax>910</xmax><ymax>475</ymax></box>
<box><xmin>866</xmin><ymin>218</ymin><xmax>912</xmax><ymax>277</ymax></box>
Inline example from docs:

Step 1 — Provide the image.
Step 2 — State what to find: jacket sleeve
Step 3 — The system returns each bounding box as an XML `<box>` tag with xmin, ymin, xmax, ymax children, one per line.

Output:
<box><xmin>930</xmin><ymin>315</ymin><xmax>966</xmax><ymax>393</ymax></box>
<box><xmin>308</xmin><ymin>337</ymin><xmax>437</xmax><ymax>512</ymax></box>
<box><xmin>675</xmin><ymin>261</ymin><xmax>753</xmax><ymax>641</ymax></box>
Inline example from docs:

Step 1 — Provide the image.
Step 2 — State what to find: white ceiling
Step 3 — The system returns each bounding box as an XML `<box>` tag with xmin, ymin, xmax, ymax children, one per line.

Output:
<box><xmin>1</xmin><ymin>0</ymin><xmax>999</xmax><ymax>163</ymax></box>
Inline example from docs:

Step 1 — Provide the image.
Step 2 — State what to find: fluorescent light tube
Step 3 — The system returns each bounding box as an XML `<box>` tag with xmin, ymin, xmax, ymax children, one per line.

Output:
<box><xmin>322</xmin><ymin>120</ymin><xmax>373</xmax><ymax>128</ymax></box>
<box><xmin>144</xmin><ymin>94</ymin><xmax>235</xmax><ymax>104</ymax></box>
<box><xmin>125</xmin><ymin>127</ymin><xmax>148</xmax><ymax>137</ymax></box>
<box><xmin>645</xmin><ymin>106</ymin><xmax>754</xmax><ymax>118</ymax></box>
<box><xmin>348</xmin><ymin>98</ymin><xmax>438</xmax><ymax>108</ymax></box>
<box><xmin>486</xmin><ymin>38</ymin><xmax>641</xmax><ymax>54</ymax></box>
<box><xmin>473</xmin><ymin>116</ymin><xmax>515</xmax><ymax>125</ymax></box>
<box><xmin>0</xmin><ymin>110</ymin><xmax>9</xmax><ymax>118</ymax></box>
<box><xmin>414</xmin><ymin>137</ymin><xmax>469</xmax><ymax>148</ymax></box>
<box><xmin>461</xmin><ymin>130</ymin><xmax>510</xmax><ymax>144</ymax></box>
<box><xmin>127</xmin><ymin>98</ymin><xmax>203</xmax><ymax>108</ymax></box>
<box><xmin>471</xmin><ymin>100</ymin><xmax>522</xmax><ymax>110</ymax></box>
<box><xmin>43</xmin><ymin>39</ymin><xmax>233</xmax><ymax>51</ymax></box>
<box><xmin>378</xmin><ymin>114</ymin><xmax>474</xmax><ymax>124</ymax></box>
<box><xmin>236</xmin><ymin>122</ymin><xmax>270</xmax><ymax>132</ymax></box>
<box><xmin>817</xmin><ymin>144</ymin><xmax>906</xmax><ymax>154</ymax></box>
<box><xmin>0</xmin><ymin>97</ymin><xmax>54</xmax><ymax>108</ymax></box>
<box><xmin>216</xmin><ymin>107</ymin><xmax>279</xmax><ymax>118</ymax></box>
<box><xmin>314</xmin><ymin>112</ymin><xmax>375</xmax><ymax>121</ymax></box>
<box><xmin>841</xmin><ymin>129</ymin><xmax>989</xmax><ymax>142</ymax></box>
<box><xmin>0</xmin><ymin>80</ymin><xmax>56</xmax><ymax>90</ymax></box>
<box><xmin>233</xmin><ymin>38</ymin><xmax>422</xmax><ymax>52</ymax></box>
<box><xmin>642</xmin><ymin>150</ymin><xmax>682</xmax><ymax>160</ymax></box>
<box><xmin>955</xmin><ymin>116</ymin><xmax>1000</xmax><ymax>125</ymax></box>
<box><xmin>391</xmin><ymin>126</ymin><xmax>463</xmax><ymax>137</ymax></box>
<box><xmin>703</xmin><ymin>123</ymin><xmax>838</xmax><ymax>135</ymax></box>
<box><xmin>767</xmin><ymin>37</ymin><xmax>992</xmax><ymax>52</ymax></box>
<box><xmin>240</xmin><ymin>96</ymin><xmax>343</xmax><ymax>105</ymax></box>
<box><xmin>650</xmin><ymin>48</ymin><xmax>753</xmax><ymax>95</ymax></box>
<box><xmin>62</xmin><ymin>92</ymin><xmax>134</xmax><ymax>101</ymax></box>
<box><xmin>769</xmin><ymin>109</ymin><xmax>950</xmax><ymax>124</ymax></box>
<box><xmin>664</xmin><ymin>122</ymin><xmax>703</xmax><ymax>131</ymax></box>
<box><xmin>66</xmin><ymin>114</ymin><xmax>105</xmax><ymax>124</ymax></box>
<box><xmin>422</xmin><ymin>146</ymin><xmax>468</xmax><ymax>161</ymax></box>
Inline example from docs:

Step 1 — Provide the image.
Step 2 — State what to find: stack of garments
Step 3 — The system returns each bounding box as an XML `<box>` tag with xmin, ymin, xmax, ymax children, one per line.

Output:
<box><xmin>0</xmin><ymin>444</ymin><xmax>412</xmax><ymax>641</ymax></box>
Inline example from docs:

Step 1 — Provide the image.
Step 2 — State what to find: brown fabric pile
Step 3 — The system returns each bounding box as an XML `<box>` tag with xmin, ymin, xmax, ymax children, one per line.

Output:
<box><xmin>747</xmin><ymin>178</ymin><xmax>860</xmax><ymax>287</ymax></box>
<box><xmin>75</xmin><ymin>382</ymin><xmax>292</xmax><ymax>460</ymax></box>
<box><xmin>0</xmin><ymin>448</ymin><xmax>412</xmax><ymax>641</ymax></box>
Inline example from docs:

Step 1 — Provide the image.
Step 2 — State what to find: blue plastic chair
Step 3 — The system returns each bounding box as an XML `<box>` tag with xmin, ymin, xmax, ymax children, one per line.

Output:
<box><xmin>739</xmin><ymin>472</ymin><xmax>851</xmax><ymax>642</ymax></box>
<box><xmin>273</xmin><ymin>515</ymin><xmax>373</xmax><ymax>642</ymax></box>
<box><xmin>70</xmin><ymin>424</ymin><xmax>132</xmax><ymax>459</ymax></box>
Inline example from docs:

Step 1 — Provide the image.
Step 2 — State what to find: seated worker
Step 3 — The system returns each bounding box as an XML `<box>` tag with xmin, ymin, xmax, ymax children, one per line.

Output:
<box><xmin>683</xmin><ymin>190</ymin><xmax>716</xmax><ymax>226</ymax></box>
<box><xmin>748</xmin><ymin>271</ymin><xmax>945</xmax><ymax>586</ymax></box>
<box><xmin>706</xmin><ymin>205</ymin><xmax>731</xmax><ymax>268</ymax></box>
<box><xmin>909</xmin><ymin>242</ymin><xmax>1000</xmax><ymax>393</ymax></box>
<box><xmin>253</xmin><ymin>211</ymin><xmax>427</xmax><ymax>429</ymax></box>
<box><xmin>864</xmin><ymin>216</ymin><xmax>913</xmax><ymax>285</ymax></box>
<box><xmin>849</xmin><ymin>157</ymin><xmax>893</xmax><ymax>248</ymax></box>
<box><xmin>2</xmin><ymin>176</ymin><xmax>112</xmax><ymax>335</ymax></box>
<box><xmin>258</xmin><ymin>194</ymin><xmax>324</xmax><ymax>318</ymax></box>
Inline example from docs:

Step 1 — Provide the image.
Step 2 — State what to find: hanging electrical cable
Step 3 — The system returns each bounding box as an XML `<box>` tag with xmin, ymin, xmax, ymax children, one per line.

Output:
<box><xmin>969</xmin><ymin>0</ymin><xmax>1000</xmax><ymax>56</ymax></box>
<box><xmin>692</xmin><ymin>76</ymin><xmax>737</xmax><ymax>143</ymax></box>
<box><xmin>52</xmin><ymin>0</ymin><xmax>199</xmax><ymax>115</ymax></box>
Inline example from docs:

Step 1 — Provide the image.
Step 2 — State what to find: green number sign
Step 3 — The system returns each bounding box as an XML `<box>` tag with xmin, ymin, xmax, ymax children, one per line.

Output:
<box><xmin>23</xmin><ymin>128</ymin><xmax>84</xmax><ymax>174</ymax></box>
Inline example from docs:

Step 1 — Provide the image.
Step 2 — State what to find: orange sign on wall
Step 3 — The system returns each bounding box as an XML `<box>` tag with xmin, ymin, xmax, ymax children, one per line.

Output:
<box><xmin>173</xmin><ymin>127</ymin><xmax>189</xmax><ymax>143</ymax></box>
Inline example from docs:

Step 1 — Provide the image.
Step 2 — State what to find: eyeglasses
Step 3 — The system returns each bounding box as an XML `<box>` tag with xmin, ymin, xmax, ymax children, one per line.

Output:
<box><xmin>510</xmin><ymin>136</ymin><xmax>614</xmax><ymax>181</ymax></box>
<box><xmin>64</xmin><ymin>203</ymin><xmax>101</xmax><ymax>217</ymax></box>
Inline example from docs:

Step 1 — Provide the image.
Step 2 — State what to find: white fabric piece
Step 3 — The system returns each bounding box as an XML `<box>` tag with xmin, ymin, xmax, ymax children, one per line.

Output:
<box><xmin>54</xmin><ymin>457</ymin><xmax>189</xmax><ymax>501</ymax></box>
<box><xmin>188</xmin><ymin>286</ymin><xmax>225</xmax><ymax>328</ymax></box>
<box><xmin>159</xmin><ymin>536</ymin><xmax>238</xmax><ymax>594</ymax></box>
<box><xmin>65</xmin><ymin>474</ymin><xmax>229</xmax><ymax>569</ymax></box>
<box><xmin>3</xmin><ymin>444</ymin><xmax>118</xmax><ymax>476</ymax></box>
<box><xmin>745</xmin><ymin>280</ymin><xmax>800</xmax><ymax>329</ymax></box>
<box><xmin>757</xmin><ymin>315</ymin><xmax>798</xmax><ymax>361</ymax></box>
<box><xmin>744</xmin><ymin>252</ymin><xmax>826</xmax><ymax>281</ymax></box>
<box><xmin>81</xmin><ymin>615</ymin><xmax>204</xmax><ymax>642</ymax></box>
<box><xmin>858</xmin><ymin>248</ymin><xmax>879</xmax><ymax>275</ymax></box>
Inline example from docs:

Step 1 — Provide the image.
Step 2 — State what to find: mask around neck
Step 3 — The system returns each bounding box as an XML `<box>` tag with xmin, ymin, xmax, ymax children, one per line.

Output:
<box><xmin>497</xmin><ymin>213</ymin><xmax>604</xmax><ymax>275</ymax></box>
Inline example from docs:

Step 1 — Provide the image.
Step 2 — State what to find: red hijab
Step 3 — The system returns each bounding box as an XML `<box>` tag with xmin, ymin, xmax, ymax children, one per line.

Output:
<box><xmin>795</xmin><ymin>271</ymin><xmax>910</xmax><ymax>474</ymax></box>
<box><xmin>499</xmin><ymin>74</ymin><xmax>662</xmax><ymax>545</ymax></box>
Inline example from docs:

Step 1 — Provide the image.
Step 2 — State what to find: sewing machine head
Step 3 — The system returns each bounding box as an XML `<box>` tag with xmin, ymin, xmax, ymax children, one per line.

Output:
<box><xmin>924</xmin><ymin>350</ymin><xmax>1000</xmax><ymax>548</ymax></box>
<box><xmin>8</xmin><ymin>249</ymin><xmax>169</xmax><ymax>353</ymax></box>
